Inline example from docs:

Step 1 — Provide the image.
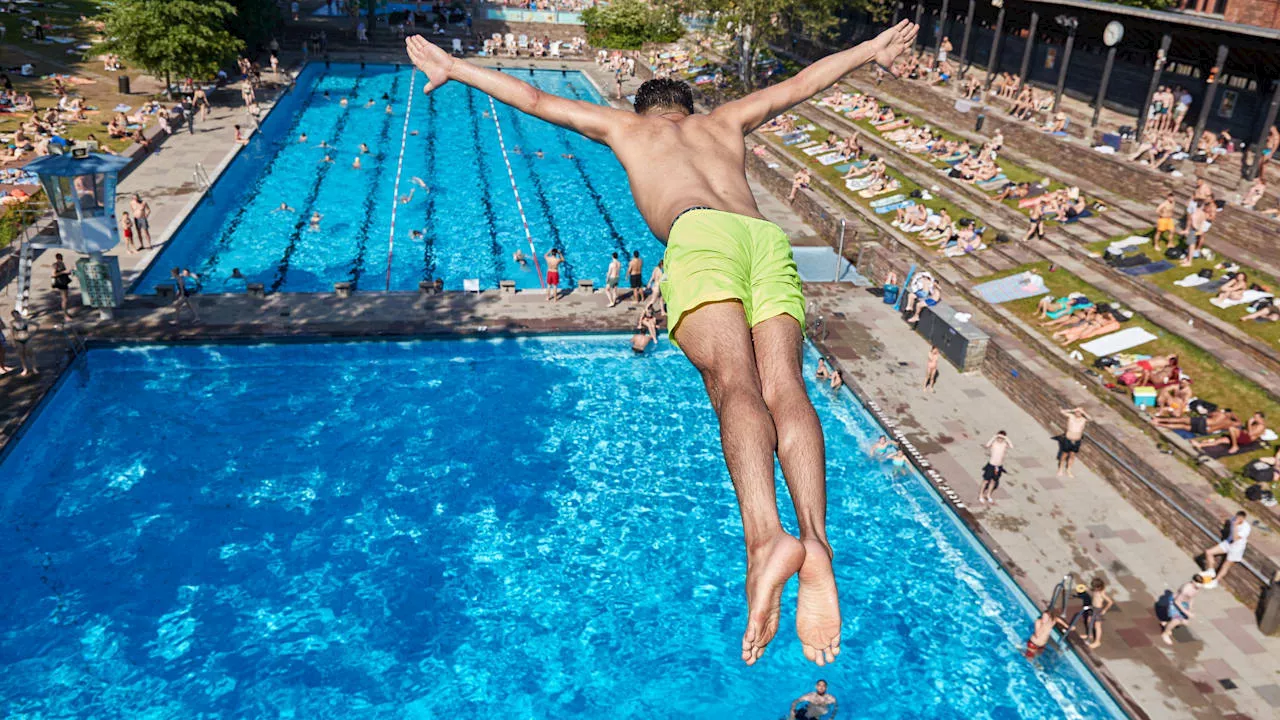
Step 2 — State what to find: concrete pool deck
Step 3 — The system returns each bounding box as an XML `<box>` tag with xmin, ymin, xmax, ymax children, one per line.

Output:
<box><xmin>0</xmin><ymin>52</ymin><xmax>1277</xmax><ymax>720</ymax></box>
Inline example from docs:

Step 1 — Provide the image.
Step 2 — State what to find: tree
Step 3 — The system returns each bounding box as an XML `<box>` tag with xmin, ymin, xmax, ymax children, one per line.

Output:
<box><xmin>227</xmin><ymin>0</ymin><xmax>282</xmax><ymax>52</ymax></box>
<box><xmin>96</xmin><ymin>0</ymin><xmax>244</xmax><ymax>96</ymax></box>
<box><xmin>680</xmin><ymin>0</ymin><xmax>882</xmax><ymax>89</ymax></box>
<box><xmin>582</xmin><ymin>0</ymin><xmax>684</xmax><ymax>50</ymax></box>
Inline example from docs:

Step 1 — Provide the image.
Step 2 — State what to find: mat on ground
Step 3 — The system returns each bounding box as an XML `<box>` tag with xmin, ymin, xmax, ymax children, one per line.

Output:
<box><xmin>973</xmin><ymin>272</ymin><xmax>1050</xmax><ymax>304</ymax></box>
<box><xmin>1079</xmin><ymin>327</ymin><xmax>1159</xmax><ymax>357</ymax></box>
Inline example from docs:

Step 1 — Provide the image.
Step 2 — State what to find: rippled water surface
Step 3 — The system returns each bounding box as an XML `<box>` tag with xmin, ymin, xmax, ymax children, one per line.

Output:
<box><xmin>0</xmin><ymin>337</ymin><xmax>1124</xmax><ymax>718</ymax></box>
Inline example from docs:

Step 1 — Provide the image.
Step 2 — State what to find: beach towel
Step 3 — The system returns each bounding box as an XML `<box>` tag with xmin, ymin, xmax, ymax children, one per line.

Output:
<box><xmin>973</xmin><ymin>273</ymin><xmax>1050</xmax><ymax>304</ymax></box>
<box><xmin>1044</xmin><ymin>300</ymin><xmax>1091</xmax><ymax>320</ymax></box>
<box><xmin>944</xmin><ymin>243</ymin><xmax>987</xmax><ymax>257</ymax></box>
<box><xmin>976</xmin><ymin>175</ymin><xmax>1008</xmax><ymax>190</ymax></box>
<box><xmin>1079</xmin><ymin>327</ymin><xmax>1159</xmax><ymax>357</ymax></box>
<box><xmin>1174</xmin><ymin>274</ymin><xmax>1210</xmax><ymax>288</ymax></box>
<box><xmin>870</xmin><ymin>193</ymin><xmax>906</xmax><ymax>209</ymax></box>
<box><xmin>875</xmin><ymin>200</ymin><xmax>914</xmax><ymax>214</ymax></box>
<box><xmin>782</xmin><ymin>134</ymin><xmax>811</xmax><ymax>147</ymax></box>
<box><xmin>803</xmin><ymin>144</ymin><xmax>832</xmax><ymax>156</ymax></box>
<box><xmin>1062</xmin><ymin>209</ymin><xmax>1094</xmax><ymax>223</ymax></box>
<box><xmin>1120</xmin><ymin>261</ymin><xmax>1174</xmax><ymax>276</ymax></box>
<box><xmin>845</xmin><ymin>176</ymin><xmax>877</xmax><ymax>191</ymax></box>
<box><xmin>1110</xmin><ymin>235</ymin><xmax>1151</xmax><ymax>253</ymax></box>
<box><xmin>860</xmin><ymin>182</ymin><xmax>901</xmax><ymax>199</ymax></box>
<box><xmin>833</xmin><ymin>160</ymin><xmax>867</xmax><ymax>174</ymax></box>
<box><xmin>1210</xmin><ymin>290</ymin><xmax>1273</xmax><ymax>309</ymax></box>
<box><xmin>816</xmin><ymin>151</ymin><xmax>850</xmax><ymax>165</ymax></box>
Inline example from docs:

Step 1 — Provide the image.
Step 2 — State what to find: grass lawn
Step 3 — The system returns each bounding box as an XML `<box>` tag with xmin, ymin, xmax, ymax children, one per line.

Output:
<box><xmin>980</xmin><ymin>260</ymin><xmax>1280</xmax><ymax>473</ymax></box>
<box><xmin>769</xmin><ymin>114</ymin><xmax>996</xmax><ymax>246</ymax></box>
<box><xmin>1086</xmin><ymin>229</ymin><xmax>1280</xmax><ymax>349</ymax></box>
<box><xmin>1</xmin><ymin>0</ymin><xmax>137</xmax><ymax>154</ymax></box>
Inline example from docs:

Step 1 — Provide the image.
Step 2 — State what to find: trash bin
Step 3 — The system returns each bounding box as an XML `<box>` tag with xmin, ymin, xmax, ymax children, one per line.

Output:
<box><xmin>117</xmin><ymin>74</ymin><xmax>130</xmax><ymax>94</ymax></box>
<box><xmin>882</xmin><ymin>284</ymin><xmax>900</xmax><ymax>305</ymax></box>
<box><xmin>1260</xmin><ymin>571</ymin><xmax>1280</xmax><ymax>636</ymax></box>
<box><xmin>975</xmin><ymin>112</ymin><xmax>986</xmax><ymax>132</ymax></box>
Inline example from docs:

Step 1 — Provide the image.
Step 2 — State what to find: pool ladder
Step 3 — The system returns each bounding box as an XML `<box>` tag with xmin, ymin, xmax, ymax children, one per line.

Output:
<box><xmin>193</xmin><ymin>163</ymin><xmax>211</xmax><ymax>190</ymax></box>
<box><xmin>62</xmin><ymin>324</ymin><xmax>89</xmax><ymax>386</ymax></box>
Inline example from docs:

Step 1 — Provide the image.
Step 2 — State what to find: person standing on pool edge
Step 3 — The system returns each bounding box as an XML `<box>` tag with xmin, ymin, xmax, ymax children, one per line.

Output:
<box><xmin>407</xmin><ymin>20</ymin><xmax>919</xmax><ymax>667</ymax></box>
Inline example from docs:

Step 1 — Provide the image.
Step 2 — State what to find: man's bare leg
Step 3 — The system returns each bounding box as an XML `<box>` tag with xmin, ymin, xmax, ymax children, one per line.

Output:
<box><xmin>752</xmin><ymin>315</ymin><xmax>841</xmax><ymax>666</ymax></box>
<box><xmin>674</xmin><ymin>301</ymin><xmax>805</xmax><ymax>666</ymax></box>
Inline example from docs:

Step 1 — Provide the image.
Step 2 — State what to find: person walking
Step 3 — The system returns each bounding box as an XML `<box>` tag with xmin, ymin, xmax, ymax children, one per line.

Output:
<box><xmin>1157</xmin><ymin>573</ymin><xmax>1211</xmax><ymax>645</ymax></box>
<box><xmin>604</xmin><ymin>252</ymin><xmax>621</xmax><ymax>307</ymax></box>
<box><xmin>50</xmin><ymin>253</ymin><xmax>73</xmax><ymax>320</ymax></box>
<box><xmin>1056</xmin><ymin>407</ymin><xmax>1090</xmax><ymax>477</ymax></box>
<box><xmin>170</xmin><ymin>268</ymin><xmax>200</xmax><ymax>323</ymax></box>
<box><xmin>1200</xmin><ymin>511</ymin><xmax>1250</xmax><ymax>587</ymax></box>
<box><xmin>9</xmin><ymin>309</ymin><xmax>38</xmax><ymax>376</ymax></box>
<box><xmin>979</xmin><ymin>430</ymin><xmax>1013</xmax><ymax>504</ymax></box>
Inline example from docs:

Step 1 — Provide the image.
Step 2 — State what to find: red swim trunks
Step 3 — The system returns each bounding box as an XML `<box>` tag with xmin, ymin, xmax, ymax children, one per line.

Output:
<box><xmin>1024</xmin><ymin>640</ymin><xmax>1046</xmax><ymax>659</ymax></box>
<box><xmin>546</xmin><ymin>271</ymin><xmax>559</xmax><ymax>286</ymax></box>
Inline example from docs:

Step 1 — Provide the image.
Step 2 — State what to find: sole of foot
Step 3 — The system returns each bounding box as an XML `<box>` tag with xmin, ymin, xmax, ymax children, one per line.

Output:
<box><xmin>796</xmin><ymin>537</ymin><xmax>842</xmax><ymax>666</ymax></box>
<box><xmin>742</xmin><ymin>533</ymin><xmax>805</xmax><ymax>666</ymax></box>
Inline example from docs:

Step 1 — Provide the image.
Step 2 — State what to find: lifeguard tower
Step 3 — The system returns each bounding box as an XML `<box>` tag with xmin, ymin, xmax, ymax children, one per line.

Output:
<box><xmin>17</xmin><ymin>151</ymin><xmax>131</xmax><ymax>319</ymax></box>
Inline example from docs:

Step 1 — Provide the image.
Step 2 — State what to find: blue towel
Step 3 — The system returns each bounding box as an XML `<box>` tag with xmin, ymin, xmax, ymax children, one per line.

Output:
<box><xmin>876</xmin><ymin>200</ymin><xmax>914</xmax><ymax>214</ymax></box>
<box><xmin>1120</xmin><ymin>261</ymin><xmax>1175</xmax><ymax>276</ymax></box>
<box><xmin>1063</xmin><ymin>209</ymin><xmax>1094</xmax><ymax>224</ymax></box>
<box><xmin>1172</xmin><ymin>429</ymin><xmax>1198</xmax><ymax>440</ymax></box>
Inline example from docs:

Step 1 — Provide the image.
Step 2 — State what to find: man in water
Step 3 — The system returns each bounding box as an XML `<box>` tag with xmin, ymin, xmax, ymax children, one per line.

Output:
<box><xmin>789</xmin><ymin>680</ymin><xmax>837</xmax><ymax>718</ymax></box>
<box><xmin>979</xmin><ymin>430</ymin><xmax>1012</xmax><ymax>505</ymax></box>
<box><xmin>1024</xmin><ymin>611</ymin><xmax>1056</xmax><ymax>659</ymax></box>
<box><xmin>1056</xmin><ymin>407</ymin><xmax>1090</xmax><ymax>478</ymax></box>
<box><xmin>408</xmin><ymin>20</ymin><xmax>918</xmax><ymax>666</ymax></box>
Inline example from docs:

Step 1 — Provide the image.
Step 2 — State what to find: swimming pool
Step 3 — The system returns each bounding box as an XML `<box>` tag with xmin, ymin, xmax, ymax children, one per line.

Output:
<box><xmin>0</xmin><ymin>337</ymin><xmax>1126</xmax><ymax>718</ymax></box>
<box><xmin>137</xmin><ymin>64</ymin><xmax>661</xmax><ymax>293</ymax></box>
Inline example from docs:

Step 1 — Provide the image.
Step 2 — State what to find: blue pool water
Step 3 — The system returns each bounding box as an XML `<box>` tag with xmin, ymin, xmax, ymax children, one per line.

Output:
<box><xmin>137</xmin><ymin>64</ymin><xmax>661</xmax><ymax>293</ymax></box>
<box><xmin>0</xmin><ymin>337</ymin><xmax>1125</xmax><ymax>719</ymax></box>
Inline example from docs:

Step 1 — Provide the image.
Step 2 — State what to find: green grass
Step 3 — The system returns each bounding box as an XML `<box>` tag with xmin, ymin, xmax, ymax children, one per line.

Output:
<box><xmin>771</xmin><ymin>114</ymin><xmax>995</xmax><ymax>247</ymax></box>
<box><xmin>981</xmin><ymin>260</ymin><xmax>1280</xmax><ymax>472</ymax></box>
<box><xmin>1086</xmin><ymin>229</ymin><xmax>1280</xmax><ymax>349</ymax></box>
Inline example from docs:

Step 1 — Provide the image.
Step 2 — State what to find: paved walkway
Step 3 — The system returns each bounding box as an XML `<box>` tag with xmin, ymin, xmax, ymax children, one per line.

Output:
<box><xmin>808</xmin><ymin>284</ymin><xmax>1280</xmax><ymax>720</ymax></box>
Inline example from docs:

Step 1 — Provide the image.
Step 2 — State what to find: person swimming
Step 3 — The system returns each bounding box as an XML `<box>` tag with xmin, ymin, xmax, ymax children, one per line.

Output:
<box><xmin>869</xmin><ymin>435</ymin><xmax>892</xmax><ymax>458</ymax></box>
<box><xmin>299</xmin><ymin>132</ymin><xmax>308</xmax><ymax>143</ymax></box>
<box><xmin>789</xmin><ymin>680</ymin><xmax>837</xmax><ymax>719</ymax></box>
<box><xmin>275</xmin><ymin>202</ymin><xmax>294</xmax><ymax>213</ymax></box>
<box><xmin>352</xmin><ymin>156</ymin><xmax>361</xmax><ymax>169</ymax></box>
<box><xmin>309</xmin><ymin>211</ymin><xmax>322</xmax><ymax>230</ymax></box>
<box><xmin>359</xmin><ymin>142</ymin><xmax>369</xmax><ymax>154</ymax></box>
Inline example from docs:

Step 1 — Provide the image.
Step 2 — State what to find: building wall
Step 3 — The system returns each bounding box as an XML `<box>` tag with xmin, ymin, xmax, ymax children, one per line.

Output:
<box><xmin>1225</xmin><ymin>0</ymin><xmax>1280</xmax><ymax>29</ymax></box>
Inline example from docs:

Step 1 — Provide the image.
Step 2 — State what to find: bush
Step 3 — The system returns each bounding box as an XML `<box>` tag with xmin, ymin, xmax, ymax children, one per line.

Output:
<box><xmin>582</xmin><ymin>0</ymin><xmax>683</xmax><ymax>50</ymax></box>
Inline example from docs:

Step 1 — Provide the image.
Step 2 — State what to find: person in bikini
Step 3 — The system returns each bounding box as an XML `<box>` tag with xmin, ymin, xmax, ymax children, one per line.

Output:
<box><xmin>408</xmin><ymin>20</ymin><xmax>921</xmax><ymax>666</ymax></box>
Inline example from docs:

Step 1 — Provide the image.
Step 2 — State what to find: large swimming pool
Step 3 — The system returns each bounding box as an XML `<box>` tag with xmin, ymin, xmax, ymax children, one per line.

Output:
<box><xmin>137</xmin><ymin>64</ymin><xmax>661</xmax><ymax>294</ymax></box>
<box><xmin>0</xmin><ymin>337</ymin><xmax>1125</xmax><ymax>718</ymax></box>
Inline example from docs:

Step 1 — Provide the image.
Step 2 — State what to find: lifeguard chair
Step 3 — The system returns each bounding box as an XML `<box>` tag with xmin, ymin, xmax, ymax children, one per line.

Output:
<box><xmin>19</xmin><ymin>151</ymin><xmax>131</xmax><ymax>318</ymax></box>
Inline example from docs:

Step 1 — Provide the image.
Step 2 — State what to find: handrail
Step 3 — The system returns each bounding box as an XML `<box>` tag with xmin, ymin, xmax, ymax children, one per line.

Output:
<box><xmin>1083</xmin><ymin>430</ymin><xmax>1268</xmax><ymax>585</ymax></box>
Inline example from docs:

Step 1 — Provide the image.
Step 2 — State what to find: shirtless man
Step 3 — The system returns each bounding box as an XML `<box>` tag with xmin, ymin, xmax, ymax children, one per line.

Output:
<box><xmin>1024</xmin><ymin>611</ymin><xmax>1056</xmax><ymax>659</ymax></box>
<box><xmin>625</xmin><ymin>251</ymin><xmax>644</xmax><ymax>305</ymax></box>
<box><xmin>1153</xmin><ymin>192</ymin><xmax>1176</xmax><ymax>251</ymax></box>
<box><xmin>130</xmin><ymin>193</ymin><xmax>153</xmax><ymax>249</ymax></box>
<box><xmin>604</xmin><ymin>251</ymin><xmax>622</xmax><ymax>307</ymax></box>
<box><xmin>789</xmin><ymin>680</ymin><xmax>837</xmax><ymax>719</ymax></box>
<box><xmin>1056</xmin><ymin>407</ymin><xmax>1090</xmax><ymax>477</ymax></box>
<box><xmin>923</xmin><ymin>345</ymin><xmax>940</xmax><ymax>392</ymax></box>
<box><xmin>1154</xmin><ymin>406</ymin><xmax>1238</xmax><ymax>436</ymax></box>
<box><xmin>407</xmin><ymin>21</ymin><xmax>919</xmax><ymax>667</ymax></box>
<box><xmin>544</xmin><ymin>248</ymin><xmax>563</xmax><ymax>302</ymax></box>
<box><xmin>1193</xmin><ymin>411</ymin><xmax>1266</xmax><ymax>455</ymax></box>
<box><xmin>789</xmin><ymin>168</ymin><xmax>811</xmax><ymax>203</ymax></box>
<box><xmin>980</xmin><ymin>430</ymin><xmax>1013</xmax><ymax>504</ymax></box>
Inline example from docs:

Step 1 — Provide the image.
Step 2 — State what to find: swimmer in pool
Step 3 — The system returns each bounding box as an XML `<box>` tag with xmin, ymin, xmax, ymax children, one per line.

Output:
<box><xmin>386</xmin><ymin>104</ymin><xmax>393</xmax><ymax>114</ymax></box>
<box><xmin>359</xmin><ymin>143</ymin><xmax>370</xmax><ymax>154</ymax></box>
<box><xmin>299</xmin><ymin>132</ymin><xmax>308</xmax><ymax>143</ymax></box>
<box><xmin>561</xmin><ymin>153</ymin><xmax>575</xmax><ymax>160</ymax></box>
<box><xmin>352</xmin><ymin>156</ymin><xmax>361</xmax><ymax>169</ymax></box>
<box><xmin>321</xmin><ymin>153</ymin><xmax>334</xmax><ymax>163</ymax></box>
<box><xmin>535</xmin><ymin>149</ymin><xmax>545</xmax><ymax>158</ymax></box>
<box><xmin>869</xmin><ymin>435</ymin><xmax>891</xmax><ymax>457</ymax></box>
<box><xmin>513</xmin><ymin>250</ymin><xmax>528</xmax><ymax>267</ymax></box>
<box><xmin>366</xmin><ymin>98</ymin><xmax>376</xmax><ymax>107</ymax></box>
<box><xmin>309</xmin><ymin>211</ymin><xmax>322</xmax><ymax>230</ymax></box>
<box><xmin>789</xmin><ymin>680</ymin><xmax>837</xmax><ymax>719</ymax></box>
<box><xmin>339</xmin><ymin>97</ymin><xmax>348</xmax><ymax>107</ymax></box>
<box><xmin>410</xmin><ymin>229</ymin><xmax>424</xmax><ymax>239</ymax></box>
<box><xmin>411</xmin><ymin>177</ymin><xmax>429</xmax><ymax>191</ymax></box>
<box><xmin>275</xmin><ymin>202</ymin><xmax>294</xmax><ymax>213</ymax></box>
<box><xmin>815</xmin><ymin>358</ymin><xmax>830</xmax><ymax>380</ymax></box>
<box><xmin>407</xmin><ymin>20</ymin><xmax>919</xmax><ymax>667</ymax></box>
<box><xmin>400</xmin><ymin>188</ymin><xmax>417</xmax><ymax>204</ymax></box>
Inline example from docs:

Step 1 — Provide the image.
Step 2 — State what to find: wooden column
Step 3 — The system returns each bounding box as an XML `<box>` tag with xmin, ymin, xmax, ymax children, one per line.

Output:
<box><xmin>1052</xmin><ymin>23</ymin><xmax>1077</xmax><ymax>112</ymax></box>
<box><xmin>1190</xmin><ymin>44</ymin><xmax>1230</xmax><ymax>155</ymax></box>
<box><xmin>1135</xmin><ymin>33</ymin><xmax>1173</xmax><ymax>146</ymax></box>
<box><xmin>1017</xmin><ymin>11</ymin><xmax>1039</xmax><ymax>89</ymax></box>
<box><xmin>1248</xmin><ymin>79</ymin><xmax>1280</xmax><ymax>179</ymax></box>
<box><xmin>958</xmin><ymin>0</ymin><xmax>977</xmax><ymax>77</ymax></box>
<box><xmin>983</xmin><ymin>5</ymin><xmax>1007</xmax><ymax>93</ymax></box>
<box><xmin>1091</xmin><ymin>44</ymin><xmax>1119</xmax><ymax>128</ymax></box>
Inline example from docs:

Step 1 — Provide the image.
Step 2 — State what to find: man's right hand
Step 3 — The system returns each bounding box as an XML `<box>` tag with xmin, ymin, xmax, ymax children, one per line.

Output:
<box><xmin>406</xmin><ymin>35</ymin><xmax>455</xmax><ymax>94</ymax></box>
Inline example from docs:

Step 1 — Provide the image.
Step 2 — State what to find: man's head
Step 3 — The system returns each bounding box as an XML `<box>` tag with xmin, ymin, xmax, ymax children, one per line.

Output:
<box><xmin>633</xmin><ymin>78</ymin><xmax>693</xmax><ymax>116</ymax></box>
<box><xmin>1236</xmin><ymin>511</ymin><xmax>1248</xmax><ymax>522</ymax></box>
<box><xmin>815</xmin><ymin>680</ymin><xmax>828</xmax><ymax>695</ymax></box>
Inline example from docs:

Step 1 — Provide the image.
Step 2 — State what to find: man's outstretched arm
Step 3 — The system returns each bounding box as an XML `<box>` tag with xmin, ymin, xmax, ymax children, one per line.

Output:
<box><xmin>712</xmin><ymin>20</ymin><xmax>918</xmax><ymax>134</ymax></box>
<box><xmin>406</xmin><ymin>35</ymin><xmax>629</xmax><ymax>144</ymax></box>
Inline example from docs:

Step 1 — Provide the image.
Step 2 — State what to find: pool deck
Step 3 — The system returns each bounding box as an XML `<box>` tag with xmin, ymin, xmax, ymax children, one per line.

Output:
<box><xmin>1</xmin><ymin>52</ymin><xmax>1278</xmax><ymax>720</ymax></box>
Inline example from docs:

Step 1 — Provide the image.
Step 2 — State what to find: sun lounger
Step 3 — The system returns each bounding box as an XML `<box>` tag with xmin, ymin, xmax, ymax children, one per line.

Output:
<box><xmin>1210</xmin><ymin>290</ymin><xmax>1273</xmax><ymax>309</ymax></box>
<box><xmin>1079</xmin><ymin>327</ymin><xmax>1158</xmax><ymax>357</ymax></box>
<box><xmin>973</xmin><ymin>273</ymin><xmax>1051</xmax><ymax>304</ymax></box>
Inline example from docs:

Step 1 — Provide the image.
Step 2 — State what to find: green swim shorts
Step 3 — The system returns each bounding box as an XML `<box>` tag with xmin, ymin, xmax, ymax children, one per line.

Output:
<box><xmin>660</xmin><ymin>208</ymin><xmax>805</xmax><ymax>346</ymax></box>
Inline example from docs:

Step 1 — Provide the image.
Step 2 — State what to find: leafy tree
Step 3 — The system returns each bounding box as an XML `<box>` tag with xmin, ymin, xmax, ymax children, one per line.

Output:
<box><xmin>680</xmin><ymin>0</ymin><xmax>885</xmax><ymax>89</ymax></box>
<box><xmin>582</xmin><ymin>0</ymin><xmax>684</xmax><ymax>50</ymax></box>
<box><xmin>96</xmin><ymin>0</ymin><xmax>245</xmax><ymax>96</ymax></box>
<box><xmin>227</xmin><ymin>0</ymin><xmax>282</xmax><ymax>52</ymax></box>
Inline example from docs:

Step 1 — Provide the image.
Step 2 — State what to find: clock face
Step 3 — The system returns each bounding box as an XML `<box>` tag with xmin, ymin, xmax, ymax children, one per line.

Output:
<box><xmin>1103</xmin><ymin>21</ymin><xmax>1125</xmax><ymax>47</ymax></box>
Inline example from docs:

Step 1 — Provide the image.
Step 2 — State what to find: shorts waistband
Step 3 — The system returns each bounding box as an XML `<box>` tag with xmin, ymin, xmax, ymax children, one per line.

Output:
<box><xmin>669</xmin><ymin>206</ymin><xmax>715</xmax><ymax>234</ymax></box>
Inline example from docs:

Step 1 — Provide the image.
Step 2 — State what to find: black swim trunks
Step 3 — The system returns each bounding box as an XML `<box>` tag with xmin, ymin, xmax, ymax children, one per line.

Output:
<box><xmin>629</xmin><ymin>273</ymin><xmax>642</xmax><ymax>289</ymax></box>
<box><xmin>982</xmin><ymin>463</ymin><xmax>1005</xmax><ymax>487</ymax></box>
<box><xmin>1057</xmin><ymin>436</ymin><xmax>1082</xmax><ymax>457</ymax></box>
<box><xmin>1190</xmin><ymin>415</ymin><xmax>1208</xmax><ymax>435</ymax></box>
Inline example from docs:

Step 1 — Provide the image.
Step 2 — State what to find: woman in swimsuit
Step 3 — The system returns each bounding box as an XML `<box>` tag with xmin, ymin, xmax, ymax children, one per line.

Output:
<box><xmin>51</xmin><ymin>252</ymin><xmax>73</xmax><ymax>319</ymax></box>
<box><xmin>1022</xmin><ymin>205</ymin><xmax>1046</xmax><ymax>242</ymax></box>
<box><xmin>9</xmin><ymin>309</ymin><xmax>38</xmax><ymax>376</ymax></box>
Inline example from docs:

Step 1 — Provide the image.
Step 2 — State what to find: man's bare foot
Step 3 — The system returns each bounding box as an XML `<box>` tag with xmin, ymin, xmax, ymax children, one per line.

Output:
<box><xmin>796</xmin><ymin>537</ymin><xmax>841</xmax><ymax>666</ymax></box>
<box><xmin>742</xmin><ymin>532</ymin><xmax>805</xmax><ymax>666</ymax></box>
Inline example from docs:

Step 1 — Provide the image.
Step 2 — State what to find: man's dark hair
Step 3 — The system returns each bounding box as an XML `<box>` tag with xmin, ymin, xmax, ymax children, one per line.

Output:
<box><xmin>633</xmin><ymin>78</ymin><xmax>693</xmax><ymax>115</ymax></box>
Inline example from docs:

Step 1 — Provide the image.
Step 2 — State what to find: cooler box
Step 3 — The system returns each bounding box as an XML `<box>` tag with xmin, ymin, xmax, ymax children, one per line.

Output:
<box><xmin>1132</xmin><ymin>386</ymin><xmax>1157</xmax><ymax>407</ymax></box>
<box><xmin>882</xmin><ymin>284</ymin><xmax>900</xmax><ymax>305</ymax></box>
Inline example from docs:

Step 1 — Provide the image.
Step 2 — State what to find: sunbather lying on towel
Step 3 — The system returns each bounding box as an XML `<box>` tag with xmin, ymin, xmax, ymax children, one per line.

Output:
<box><xmin>1240</xmin><ymin>304</ymin><xmax>1280</xmax><ymax>322</ymax></box>
<box><xmin>1155</xmin><ymin>408</ymin><xmax>1238</xmax><ymax>435</ymax></box>
<box><xmin>760</xmin><ymin>114</ymin><xmax>797</xmax><ymax>134</ymax></box>
<box><xmin>1116</xmin><ymin>354</ymin><xmax>1178</xmax><ymax>387</ymax></box>
<box><xmin>1052</xmin><ymin>310</ymin><xmax>1119</xmax><ymax>345</ymax></box>
<box><xmin>1036</xmin><ymin>295</ymin><xmax>1089</xmax><ymax>323</ymax></box>
<box><xmin>941</xmin><ymin>227</ymin><xmax>982</xmax><ymax>255</ymax></box>
<box><xmin>1192</xmin><ymin>412</ymin><xmax>1267</xmax><ymax>455</ymax></box>
<box><xmin>1155</xmin><ymin>378</ymin><xmax>1194</xmax><ymax>418</ymax></box>
<box><xmin>917</xmin><ymin>209</ymin><xmax>952</xmax><ymax>239</ymax></box>
<box><xmin>843</xmin><ymin>156</ymin><xmax>883</xmax><ymax>179</ymax></box>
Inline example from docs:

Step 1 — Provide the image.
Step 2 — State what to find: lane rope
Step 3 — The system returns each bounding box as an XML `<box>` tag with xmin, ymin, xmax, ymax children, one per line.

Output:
<box><xmin>486</xmin><ymin>94</ymin><xmax>545</xmax><ymax>287</ymax></box>
<box><xmin>385</xmin><ymin>68</ymin><xmax>416</xmax><ymax>291</ymax></box>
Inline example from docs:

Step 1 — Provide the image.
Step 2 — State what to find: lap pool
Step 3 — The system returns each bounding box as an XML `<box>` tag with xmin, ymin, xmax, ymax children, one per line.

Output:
<box><xmin>136</xmin><ymin>64</ymin><xmax>661</xmax><ymax>294</ymax></box>
<box><xmin>0</xmin><ymin>337</ymin><xmax>1125</xmax><ymax>718</ymax></box>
